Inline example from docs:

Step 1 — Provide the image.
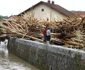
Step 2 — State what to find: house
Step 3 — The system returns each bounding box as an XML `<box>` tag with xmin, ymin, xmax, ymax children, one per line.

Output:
<box><xmin>18</xmin><ymin>0</ymin><xmax>76</xmax><ymax>21</ymax></box>
<box><xmin>72</xmin><ymin>11</ymin><xmax>85</xmax><ymax>17</ymax></box>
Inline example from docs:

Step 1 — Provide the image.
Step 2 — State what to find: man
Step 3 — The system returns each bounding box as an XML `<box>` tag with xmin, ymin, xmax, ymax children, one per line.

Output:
<box><xmin>46</xmin><ymin>27</ymin><xmax>51</xmax><ymax>45</ymax></box>
<box><xmin>43</xmin><ymin>27</ymin><xmax>47</xmax><ymax>42</ymax></box>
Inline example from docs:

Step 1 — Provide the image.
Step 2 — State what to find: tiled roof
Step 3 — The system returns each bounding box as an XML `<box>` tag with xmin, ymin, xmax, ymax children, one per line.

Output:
<box><xmin>72</xmin><ymin>11</ymin><xmax>85</xmax><ymax>17</ymax></box>
<box><xmin>18</xmin><ymin>1</ymin><xmax>76</xmax><ymax>17</ymax></box>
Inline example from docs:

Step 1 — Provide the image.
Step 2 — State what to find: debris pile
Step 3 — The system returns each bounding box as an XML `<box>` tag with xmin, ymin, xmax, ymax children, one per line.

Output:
<box><xmin>1</xmin><ymin>15</ymin><xmax>85</xmax><ymax>49</ymax></box>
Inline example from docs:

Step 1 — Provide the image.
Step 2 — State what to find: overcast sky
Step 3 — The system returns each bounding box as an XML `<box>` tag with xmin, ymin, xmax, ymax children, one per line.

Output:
<box><xmin>0</xmin><ymin>0</ymin><xmax>85</xmax><ymax>16</ymax></box>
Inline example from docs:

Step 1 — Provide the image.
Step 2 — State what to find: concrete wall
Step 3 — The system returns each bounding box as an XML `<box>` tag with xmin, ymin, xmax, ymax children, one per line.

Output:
<box><xmin>7</xmin><ymin>37</ymin><xmax>85</xmax><ymax>70</ymax></box>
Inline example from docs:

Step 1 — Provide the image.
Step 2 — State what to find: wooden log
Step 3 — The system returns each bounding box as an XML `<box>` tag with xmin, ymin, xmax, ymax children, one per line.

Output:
<box><xmin>0</xmin><ymin>34</ymin><xmax>7</xmax><ymax>37</ymax></box>
<box><xmin>64</xmin><ymin>41</ymin><xmax>84</xmax><ymax>47</ymax></box>
<box><xmin>51</xmin><ymin>38</ymin><xmax>64</xmax><ymax>45</ymax></box>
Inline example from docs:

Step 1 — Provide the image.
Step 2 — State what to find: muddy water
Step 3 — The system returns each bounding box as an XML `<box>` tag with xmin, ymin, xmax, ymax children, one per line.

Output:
<box><xmin>0</xmin><ymin>41</ymin><xmax>39</xmax><ymax>70</ymax></box>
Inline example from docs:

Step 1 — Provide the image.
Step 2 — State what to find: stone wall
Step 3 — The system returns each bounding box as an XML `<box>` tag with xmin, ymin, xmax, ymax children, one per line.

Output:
<box><xmin>7</xmin><ymin>37</ymin><xmax>85</xmax><ymax>70</ymax></box>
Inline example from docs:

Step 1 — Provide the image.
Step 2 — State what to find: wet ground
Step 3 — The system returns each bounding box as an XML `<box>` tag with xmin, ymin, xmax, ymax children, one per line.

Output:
<box><xmin>0</xmin><ymin>40</ymin><xmax>39</xmax><ymax>70</ymax></box>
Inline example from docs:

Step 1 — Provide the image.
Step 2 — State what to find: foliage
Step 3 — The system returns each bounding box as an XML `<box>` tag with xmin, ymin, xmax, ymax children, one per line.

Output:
<box><xmin>0</xmin><ymin>15</ymin><xmax>8</xmax><ymax>21</ymax></box>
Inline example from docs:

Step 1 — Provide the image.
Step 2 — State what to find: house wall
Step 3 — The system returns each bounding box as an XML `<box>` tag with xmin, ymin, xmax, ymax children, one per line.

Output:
<box><xmin>8</xmin><ymin>37</ymin><xmax>85</xmax><ymax>70</ymax></box>
<box><xmin>23</xmin><ymin>4</ymin><xmax>67</xmax><ymax>21</ymax></box>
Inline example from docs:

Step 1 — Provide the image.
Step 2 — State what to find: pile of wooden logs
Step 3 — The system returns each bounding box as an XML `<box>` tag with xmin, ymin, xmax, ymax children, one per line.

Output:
<box><xmin>1</xmin><ymin>15</ymin><xmax>85</xmax><ymax>49</ymax></box>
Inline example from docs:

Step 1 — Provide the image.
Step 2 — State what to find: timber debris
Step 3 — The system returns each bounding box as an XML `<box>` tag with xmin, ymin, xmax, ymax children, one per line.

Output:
<box><xmin>0</xmin><ymin>15</ymin><xmax>85</xmax><ymax>49</ymax></box>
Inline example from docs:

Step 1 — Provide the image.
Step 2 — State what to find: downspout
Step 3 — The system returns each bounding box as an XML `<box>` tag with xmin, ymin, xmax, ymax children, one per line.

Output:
<box><xmin>50</xmin><ymin>8</ymin><xmax>52</xmax><ymax>21</ymax></box>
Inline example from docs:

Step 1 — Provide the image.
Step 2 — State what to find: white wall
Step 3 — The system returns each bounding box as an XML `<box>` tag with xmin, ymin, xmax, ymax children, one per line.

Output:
<box><xmin>23</xmin><ymin>4</ymin><xmax>67</xmax><ymax>21</ymax></box>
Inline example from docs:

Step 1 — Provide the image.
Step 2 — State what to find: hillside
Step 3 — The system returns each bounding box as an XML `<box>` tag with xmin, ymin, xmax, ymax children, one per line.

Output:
<box><xmin>0</xmin><ymin>15</ymin><xmax>8</xmax><ymax>21</ymax></box>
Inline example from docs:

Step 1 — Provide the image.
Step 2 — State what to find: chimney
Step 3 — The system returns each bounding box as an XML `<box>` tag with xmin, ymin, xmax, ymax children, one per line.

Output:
<box><xmin>48</xmin><ymin>0</ymin><xmax>50</xmax><ymax>3</ymax></box>
<box><xmin>52</xmin><ymin>1</ymin><xmax>54</xmax><ymax>4</ymax></box>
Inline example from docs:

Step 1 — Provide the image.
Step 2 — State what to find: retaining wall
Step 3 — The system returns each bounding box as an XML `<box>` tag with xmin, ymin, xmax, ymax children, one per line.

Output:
<box><xmin>7</xmin><ymin>37</ymin><xmax>85</xmax><ymax>70</ymax></box>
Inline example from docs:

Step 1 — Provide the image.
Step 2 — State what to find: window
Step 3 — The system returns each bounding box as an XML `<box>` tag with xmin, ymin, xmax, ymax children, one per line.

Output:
<box><xmin>41</xmin><ymin>8</ymin><xmax>44</xmax><ymax>12</ymax></box>
<box><xmin>47</xmin><ymin>18</ymin><xmax>49</xmax><ymax>21</ymax></box>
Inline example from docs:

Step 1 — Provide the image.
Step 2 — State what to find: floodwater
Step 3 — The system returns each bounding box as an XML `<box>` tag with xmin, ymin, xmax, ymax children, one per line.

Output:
<box><xmin>0</xmin><ymin>40</ymin><xmax>39</xmax><ymax>70</ymax></box>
